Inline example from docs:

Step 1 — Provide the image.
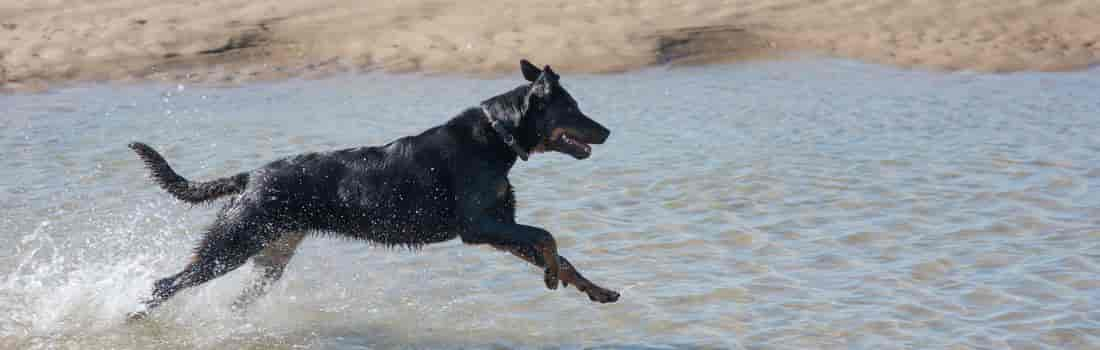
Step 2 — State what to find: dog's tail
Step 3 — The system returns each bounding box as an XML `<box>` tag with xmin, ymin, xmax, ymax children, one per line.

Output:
<box><xmin>128</xmin><ymin>142</ymin><xmax>249</xmax><ymax>204</ymax></box>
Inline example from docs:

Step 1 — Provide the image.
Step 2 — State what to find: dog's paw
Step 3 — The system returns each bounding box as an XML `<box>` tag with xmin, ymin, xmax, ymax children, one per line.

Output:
<box><xmin>543</xmin><ymin>266</ymin><xmax>559</xmax><ymax>290</ymax></box>
<box><xmin>585</xmin><ymin>287</ymin><xmax>620</xmax><ymax>303</ymax></box>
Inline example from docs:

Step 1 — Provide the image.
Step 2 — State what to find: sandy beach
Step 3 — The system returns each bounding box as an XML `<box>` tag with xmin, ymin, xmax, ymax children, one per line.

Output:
<box><xmin>2</xmin><ymin>0</ymin><xmax>1099</xmax><ymax>92</ymax></box>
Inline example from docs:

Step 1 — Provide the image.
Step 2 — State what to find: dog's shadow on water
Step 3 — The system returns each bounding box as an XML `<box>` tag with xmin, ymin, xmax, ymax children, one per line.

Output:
<box><xmin>300</xmin><ymin>327</ymin><xmax>713</xmax><ymax>350</ymax></box>
<box><xmin>272</xmin><ymin>327</ymin><xmax>707</xmax><ymax>350</ymax></box>
<box><xmin>117</xmin><ymin>315</ymin><xmax>707</xmax><ymax>350</ymax></box>
<box><xmin>585</xmin><ymin>346</ymin><xmax>719</xmax><ymax>350</ymax></box>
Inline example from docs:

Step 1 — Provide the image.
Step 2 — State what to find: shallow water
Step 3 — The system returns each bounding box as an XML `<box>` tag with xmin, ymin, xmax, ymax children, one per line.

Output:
<box><xmin>2</xmin><ymin>59</ymin><xmax>1099</xmax><ymax>349</ymax></box>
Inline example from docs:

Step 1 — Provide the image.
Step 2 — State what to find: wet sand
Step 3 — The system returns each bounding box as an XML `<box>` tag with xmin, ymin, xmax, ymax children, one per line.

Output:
<box><xmin>2</xmin><ymin>0</ymin><xmax>1099</xmax><ymax>92</ymax></box>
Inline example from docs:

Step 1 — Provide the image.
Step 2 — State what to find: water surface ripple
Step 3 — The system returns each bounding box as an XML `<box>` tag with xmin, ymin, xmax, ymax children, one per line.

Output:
<box><xmin>2</xmin><ymin>59</ymin><xmax>1098</xmax><ymax>349</ymax></box>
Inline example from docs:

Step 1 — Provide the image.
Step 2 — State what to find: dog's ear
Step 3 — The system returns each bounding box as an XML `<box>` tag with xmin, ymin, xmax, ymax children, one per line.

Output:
<box><xmin>530</xmin><ymin>78</ymin><xmax>551</xmax><ymax>98</ymax></box>
<box><xmin>542</xmin><ymin>65</ymin><xmax>559</xmax><ymax>82</ymax></box>
<box><xmin>521</xmin><ymin>59</ymin><xmax>541</xmax><ymax>82</ymax></box>
<box><xmin>527</xmin><ymin>65</ymin><xmax>559</xmax><ymax>98</ymax></box>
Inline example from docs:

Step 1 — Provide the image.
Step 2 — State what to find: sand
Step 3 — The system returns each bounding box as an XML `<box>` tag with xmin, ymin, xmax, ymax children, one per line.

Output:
<box><xmin>2</xmin><ymin>0</ymin><xmax>1098</xmax><ymax>92</ymax></box>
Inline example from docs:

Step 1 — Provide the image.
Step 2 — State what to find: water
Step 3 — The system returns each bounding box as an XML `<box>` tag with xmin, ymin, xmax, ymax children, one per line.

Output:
<box><xmin>2</xmin><ymin>59</ymin><xmax>1099</xmax><ymax>349</ymax></box>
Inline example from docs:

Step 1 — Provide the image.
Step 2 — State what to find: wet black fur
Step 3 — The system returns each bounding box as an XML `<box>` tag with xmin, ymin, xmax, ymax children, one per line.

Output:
<box><xmin>128</xmin><ymin>60</ymin><xmax>618</xmax><ymax>319</ymax></box>
<box><xmin>129</xmin><ymin>142</ymin><xmax>249</xmax><ymax>204</ymax></box>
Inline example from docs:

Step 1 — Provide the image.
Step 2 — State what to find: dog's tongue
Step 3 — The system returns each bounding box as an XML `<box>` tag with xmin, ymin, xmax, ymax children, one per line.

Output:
<box><xmin>562</xmin><ymin>134</ymin><xmax>591</xmax><ymax>155</ymax></box>
<box><xmin>578</xmin><ymin>142</ymin><xmax>591</xmax><ymax>154</ymax></box>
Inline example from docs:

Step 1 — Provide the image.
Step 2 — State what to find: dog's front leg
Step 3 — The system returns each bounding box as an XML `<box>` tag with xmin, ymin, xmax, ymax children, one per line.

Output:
<box><xmin>492</xmin><ymin>244</ymin><xmax>620</xmax><ymax>303</ymax></box>
<box><xmin>463</xmin><ymin>219</ymin><xmax>561</xmax><ymax>290</ymax></box>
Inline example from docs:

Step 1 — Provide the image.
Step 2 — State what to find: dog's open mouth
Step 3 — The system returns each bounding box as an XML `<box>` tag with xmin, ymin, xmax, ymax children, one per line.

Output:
<box><xmin>548</xmin><ymin>128</ymin><xmax>594</xmax><ymax>159</ymax></box>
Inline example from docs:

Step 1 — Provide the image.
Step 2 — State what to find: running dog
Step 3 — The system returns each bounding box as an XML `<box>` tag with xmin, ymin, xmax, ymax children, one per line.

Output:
<box><xmin>128</xmin><ymin>60</ymin><xmax>619</xmax><ymax>320</ymax></box>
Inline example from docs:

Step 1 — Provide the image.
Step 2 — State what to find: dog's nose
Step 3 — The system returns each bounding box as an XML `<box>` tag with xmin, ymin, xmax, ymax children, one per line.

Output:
<box><xmin>593</xmin><ymin>124</ymin><xmax>610</xmax><ymax>144</ymax></box>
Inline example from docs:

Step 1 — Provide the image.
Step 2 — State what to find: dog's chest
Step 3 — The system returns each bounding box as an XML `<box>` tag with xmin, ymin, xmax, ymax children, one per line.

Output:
<box><xmin>495</xmin><ymin>179</ymin><xmax>511</xmax><ymax>199</ymax></box>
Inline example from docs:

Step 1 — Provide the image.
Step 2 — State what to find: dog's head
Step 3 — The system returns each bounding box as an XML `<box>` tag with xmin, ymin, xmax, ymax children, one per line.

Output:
<box><xmin>481</xmin><ymin>60</ymin><xmax>610</xmax><ymax>161</ymax></box>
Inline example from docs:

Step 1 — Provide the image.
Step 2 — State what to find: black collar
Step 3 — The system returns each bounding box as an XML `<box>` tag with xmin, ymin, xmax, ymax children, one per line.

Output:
<box><xmin>482</xmin><ymin>107</ymin><xmax>530</xmax><ymax>161</ymax></box>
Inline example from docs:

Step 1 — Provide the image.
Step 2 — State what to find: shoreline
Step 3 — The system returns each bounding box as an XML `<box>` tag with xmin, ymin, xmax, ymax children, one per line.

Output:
<box><xmin>2</xmin><ymin>1</ymin><xmax>1098</xmax><ymax>93</ymax></box>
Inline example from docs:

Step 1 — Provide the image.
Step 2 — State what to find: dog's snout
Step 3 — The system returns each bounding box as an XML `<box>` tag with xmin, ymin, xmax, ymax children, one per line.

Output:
<box><xmin>583</xmin><ymin>116</ymin><xmax>610</xmax><ymax>144</ymax></box>
<box><xmin>592</xmin><ymin>124</ymin><xmax>609</xmax><ymax>144</ymax></box>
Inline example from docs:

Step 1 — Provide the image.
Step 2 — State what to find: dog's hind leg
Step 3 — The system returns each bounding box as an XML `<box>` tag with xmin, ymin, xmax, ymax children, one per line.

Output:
<box><xmin>491</xmin><ymin>244</ymin><xmax>620</xmax><ymax>303</ymax></box>
<box><xmin>231</xmin><ymin>232</ymin><xmax>306</xmax><ymax>311</ymax></box>
<box><xmin>129</xmin><ymin>217</ymin><xmax>276</xmax><ymax>321</ymax></box>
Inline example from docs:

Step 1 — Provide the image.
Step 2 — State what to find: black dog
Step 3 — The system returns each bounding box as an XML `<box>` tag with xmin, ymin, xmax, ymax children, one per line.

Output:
<box><xmin>127</xmin><ymin>60</ymin><xmax>619</xmax><ymax>320</ymax></box>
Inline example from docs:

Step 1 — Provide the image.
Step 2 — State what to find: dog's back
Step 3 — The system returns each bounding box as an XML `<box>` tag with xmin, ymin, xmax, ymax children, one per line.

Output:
<box><xmin>132</xmin><ymin>119</ymin><xmax>477</xmax><ymax>246</ymax></box>
<box><xmin>244</xmin><ymin>138</ymin><xmax>463</xmax><ymax>245</ymax></box>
